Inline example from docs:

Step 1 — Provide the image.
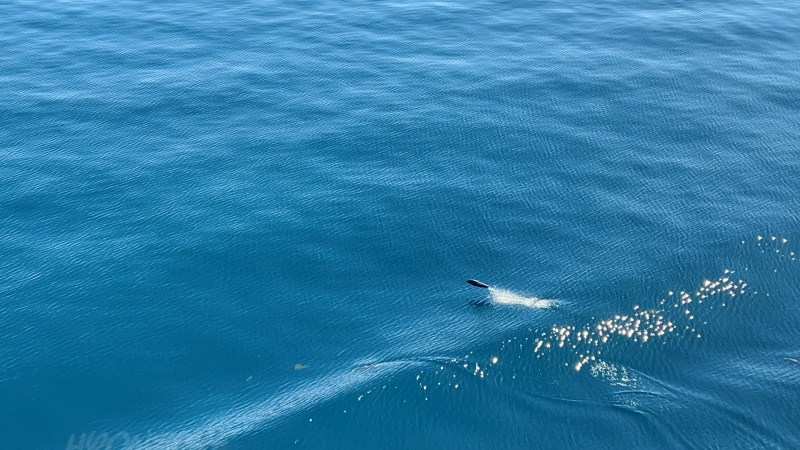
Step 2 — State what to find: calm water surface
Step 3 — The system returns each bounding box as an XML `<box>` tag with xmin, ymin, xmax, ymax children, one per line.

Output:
<box><xmin>1</xmin><ymin>0</ymin><xmax>799</xmax><ymax>448</ymax></box>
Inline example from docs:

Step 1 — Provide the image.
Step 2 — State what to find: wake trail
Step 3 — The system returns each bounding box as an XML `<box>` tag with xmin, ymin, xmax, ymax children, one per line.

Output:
<box><xmin>135</xmin><ymin>360</ymin><xmax>426</xmax><ymax>450</ymax></box>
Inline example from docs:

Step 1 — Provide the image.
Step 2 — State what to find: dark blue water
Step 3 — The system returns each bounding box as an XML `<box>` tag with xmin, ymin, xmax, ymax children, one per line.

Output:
<box><xmin>2</xmin><ymin>0</ymin><xmax>800</xmax><ymax>448</ymax></box>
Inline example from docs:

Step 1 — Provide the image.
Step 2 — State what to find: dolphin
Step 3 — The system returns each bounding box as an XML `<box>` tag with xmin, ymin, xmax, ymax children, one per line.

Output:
<box><xmin>466</xmin><ymin>279</ymin><xmax>490</xmax><ymax>288</ymax></box>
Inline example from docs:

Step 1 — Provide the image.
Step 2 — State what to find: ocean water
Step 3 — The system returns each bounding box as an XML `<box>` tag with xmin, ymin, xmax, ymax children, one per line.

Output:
<box><xmin>2</xmin><ymin>0</ymin><xmax>799</xmax><ymax>448</ymax></box>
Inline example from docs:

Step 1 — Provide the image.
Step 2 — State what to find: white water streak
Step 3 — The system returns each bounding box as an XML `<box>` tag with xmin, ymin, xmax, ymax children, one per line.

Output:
<box><xmin>489</xmin><ymin>287</ymin><xmax>555</xmax><ymax>309</ymax></box>
<box><xmin>134</xmin><ymin>360</ymin><xmax>424</xmax><ymax>450</ymax></box>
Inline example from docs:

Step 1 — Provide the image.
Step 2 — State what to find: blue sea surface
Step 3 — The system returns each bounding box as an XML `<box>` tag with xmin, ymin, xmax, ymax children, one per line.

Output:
<box><xmin>2</xmin><ymin>0</ymin><xmax>799</xmax><ymax>448</ymax></box>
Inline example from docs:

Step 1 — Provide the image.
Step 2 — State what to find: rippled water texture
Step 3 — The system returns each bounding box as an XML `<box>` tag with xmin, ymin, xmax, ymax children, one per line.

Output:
<box><xmin>1</xmin><ymin>0</ymin><xmax>799</xmax><ymax>448</ymax></box>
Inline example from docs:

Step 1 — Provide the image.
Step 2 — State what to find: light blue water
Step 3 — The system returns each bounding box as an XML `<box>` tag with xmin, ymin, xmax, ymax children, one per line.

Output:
<box><xmin>1</xmin><ymin>0</ymin><xmax>799</xmax><ymax>448</ymax></box>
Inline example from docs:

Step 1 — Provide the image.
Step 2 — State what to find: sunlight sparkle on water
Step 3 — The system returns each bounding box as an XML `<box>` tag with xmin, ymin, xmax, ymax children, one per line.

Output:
<box><xmin>533</xmin><ymin>271</ymin><xmax>748</xmax><ymax>371</ymax></box>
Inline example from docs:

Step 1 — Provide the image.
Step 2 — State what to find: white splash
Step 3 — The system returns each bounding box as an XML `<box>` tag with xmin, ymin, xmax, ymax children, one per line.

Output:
<box><xmin>489</xmin><ymin>287</ymin><xmax>554</xmax><ymax>309</ymax></box>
